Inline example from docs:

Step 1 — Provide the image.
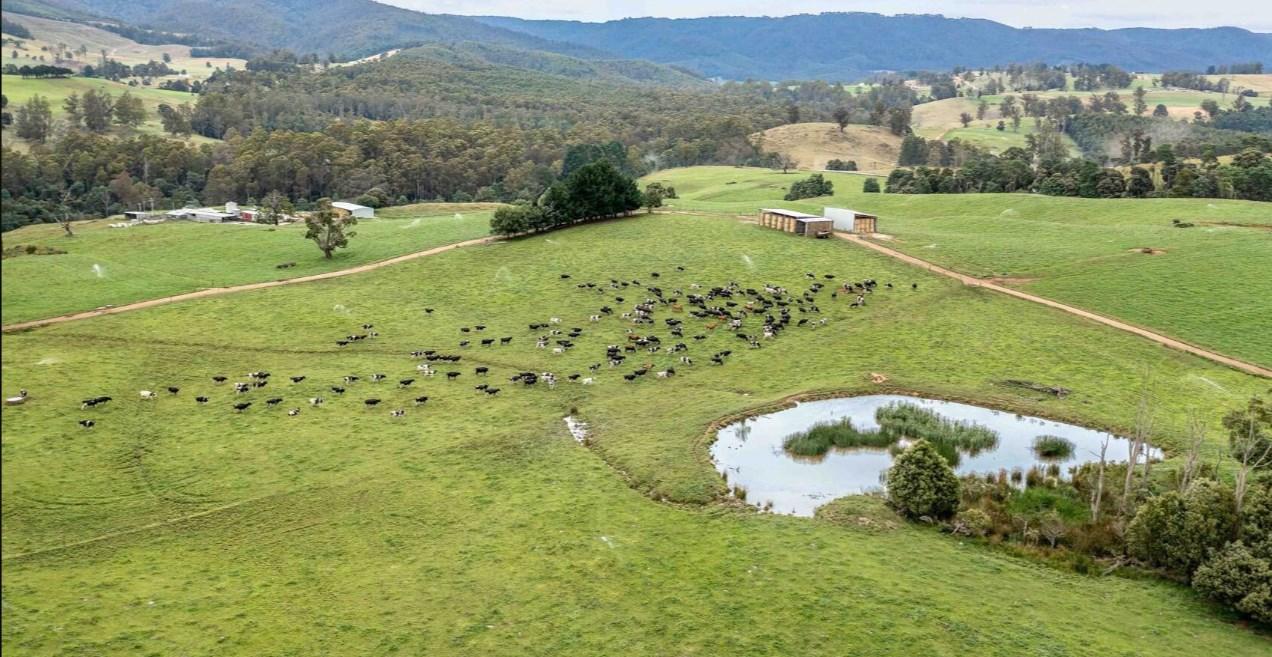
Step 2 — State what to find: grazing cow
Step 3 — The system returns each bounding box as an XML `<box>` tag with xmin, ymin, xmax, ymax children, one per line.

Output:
<box><xmin>500</xmin><ymin>337</ymin><xmax>512</xmax><ymax>345</ymax></box>
<box><xmin>167</xmin><ymin>386</ymin><xmax>180</xmax><ymax>395</ymax></box>
<box><xmin>549</xmin><ymin>317</ymin><xmax>561</xmax><ymax>324</ymax></box>
<box><xmin>290</xmin><ymin>376</ymin><xmax>306</xmax><ymax>383</ymax></box>
<box><xmin>331</xmin><ymin>386</ymin><xmax>346</xmax><ymax>395</ymax></box>
<box><xmin>234</xmin><ymin>402</ymin><xmax>252</xmax><ymax>412</ymax></box>
<box><xmin>398</xmin><ymin>379</ymin><xmax>415</xmax><ymax>388</ymax></box>
<box><xmin>481</xmin><ymin>339</ymin><xmax>494</xmax><ymax>347</ymax></box>
<box><xmin>309</xmin><ymin>397</ymin><xmax>324</xmax><ymax>406</ymax></box>
<box><xmin>79</xmin><ymin>419</ymin><xmax>96</xmax><ymax>429</ymax></box>
<box><xmin>140</xmin><ymin>390</ymin><xmax>157</xmax><ymax>400</ymax></box>
<box><xmin>390</xmin><ymin>409</ymin><xmax>406</xmax><ymax>417</ymax></box>
<box><xmin>253</xmin><ymin>381</ymin><xmax>268</xmax><ymax>389</ymax></box>
<box><xmin>196</xmin><ymin>396</ymin><xmax>209</xmax><ymax>404</ymax></box>
<box><xmin>336</xmin><ymin>341</ymin><xmax>349</xmax><ymax>347</ymax></box>
<box><xmin>623</xmin><ymin>374</ymin><xmax>637</xmax><ymax>382</ymax></box>
<box><xmin>475</xmin><ymin>384</ymin><xmax>489</xmax><ymax>391</ymax></box>
<box><xmin>460</xmin><ymin>327</ymin><xmax>471</xmax><ymax>333</ymax></box>
<box><xmin>266</xmin><ymin>398</ymin><xmax>283</xmax><ymax>407</ymax></box>
<box><xmin>680</xmin><ymin>356</ymin><xmax>693</xmax><ymax>365</ymax></box>
<box><xmin>460</xmin><ymin>340</ymin><xmax>471</xmax><ymax>348</ymax></box>
<box><xmin>371</xmin><ymin>373</ymin><xmax>387</xmax><ymax>382</ymax></box>
<box><xmin>212</xmin><ymin>376</ymin><xmax>228</xmax><ymax>383</ymax></box>
<box><xmin>344</xmin><ymin>375</ymin><xmax>360</xmax><ymax>384</ymax></box>
<box><xmin>81</xmin><ymin>396</ymin><xmax>112</xmax><ymax>409</ymax></box>
<box><xmin>446</xmin><ymin>372</ymin><xmax>461</xmax><ymax>380</ymax></box>
<box><xmin>484</xmin><ymin>388</ymin><xmax>500</xmax><ymax>396</ymax></box>
<box><xmin>364</xmin><ymin>399</ymin><xmax>382</xmax><ymax>407</ymax></box>
<box><xmin>582</xmin><ymin>377</ymin><xmax>596</xmax><ymax>385</ymax></box>
<box><xmin>414</xmin><ymin>396</ymin><xmax>430</xmax><ymax>405</ymax></box>
<box><xmin>235</xmin><ymin>383</ymin><xmax>250</xmax><ymax>393</ymax></box>
<box><xmin>362</xmin><ymin>323</ymin><xmax>374</xmax><ymax>330</ymax></box>
<box><xmin>418</xmin><ymin>364</ymin><xmax>435</xmax><ymax>375</ymax></box>
<box><xmin>424</xmin><ymin>308</ymin><xmax>434</xmax><ymax>314</ymax></box>
<box><xmin>568</xmin><ymin>374</ymin><xmax>581</xmax><ymax>381</ymax></box>
<box><xmin>475</xmin><ymin>367</ymin><xmax>489</xmax><ymax>376</ymax></box>
<box><xmin>657</xmin><ymin>368</ymin><xmax>676</xmax><ymax>378</ymax></box>
<box><xmin>475</xmin><ymin>325</ymin><xmax>486</xmax><ymax>331</ymax></box>
<box><xmin>912</xmin><ymin>283</ymin><xmax>918</xmax><ymax>290</ymax></box>
<box><xmin>288</xmin><ymin>409</ymin><xmax>301</xmax><ymax>416</ymax></box>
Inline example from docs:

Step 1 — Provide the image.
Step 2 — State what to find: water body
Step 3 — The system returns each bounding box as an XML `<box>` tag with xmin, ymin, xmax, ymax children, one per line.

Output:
<box><xmin>711</xmin><ymin>394</ymin><xmax>1153</xmax><ymax>517</ymax></box>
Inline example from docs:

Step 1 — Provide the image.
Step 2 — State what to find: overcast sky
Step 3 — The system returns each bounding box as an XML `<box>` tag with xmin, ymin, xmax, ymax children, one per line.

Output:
<box><xmin>383</xmin><ymin>1</ymin><xmax>1272</xmax><ymax>31</ymax></box>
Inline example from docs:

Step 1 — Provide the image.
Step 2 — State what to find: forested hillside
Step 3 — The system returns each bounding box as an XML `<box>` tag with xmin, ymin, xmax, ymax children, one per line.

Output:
<box><xmin>13</xmin><ymin>0</ymin><xmax>607</xmax><ymax>60</ymax></box>
<box><xmin>479</xmin><ymin>14</ymin><xmax>1272</xmax><ymax>80</ymax></box>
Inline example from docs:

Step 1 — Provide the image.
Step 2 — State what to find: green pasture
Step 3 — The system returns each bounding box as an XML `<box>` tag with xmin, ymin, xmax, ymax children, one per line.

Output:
<box><xmin>1</xmin><ymin>204</ymin><xmax>496</xmax><ymax>324</ymax></box>
<box><xmin>644</xmin><ymin>166</ymin><xmax>1272</xmax><ymax>367</ymax></box>
<box><xmin>3</xmin><ymin>212</ymin><xmax>1268</xmax><ymax>655</ymax></box>
<box><xmin>0</xmin><ymin>74</ymin><xmax>215</xmax><ymax>147</ymax></box>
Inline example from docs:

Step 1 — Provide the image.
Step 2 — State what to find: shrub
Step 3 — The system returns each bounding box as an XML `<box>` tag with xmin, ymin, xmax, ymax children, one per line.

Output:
<box><xmin>862</xmin><ymin>178</ymin><xmax>881</xmax><ymax>193</ymax></box>
<box><xmin>887</xmin><ymin>440</ymin><xmax>960</xmax><ymax>520</ymax></box>
<box><xmin>1032</xmin><ymin>435</ymin><xmax>1076</xmax><ymax>459</ymax></box>
<box><xmin>1193</xmin><ymin>542</ymin><xmax>1272</xmax><ymax>623</ymax></box>
<box><xmin>953</xmin><ymin>508</ymin><xmax>993</xmax><ymax>536</ymax></box>
<box><xmin>782</xmin><ymin>418</ymin><xmax>892</xmax><ymax>456</ymax></box>
<box><xmin>1126</xmin><ymin>480</ymin><xmax>1239</xmax><ymax>577</ymax></box>
<box><xmin>783</xmin><ymin>173</ymin><xmax>834</xmax><ymax>201</ymax></box>
<box><xmin>826</xmin><ymin>158</ymin><xmax>858</xmax><ymax>171</ymax></box>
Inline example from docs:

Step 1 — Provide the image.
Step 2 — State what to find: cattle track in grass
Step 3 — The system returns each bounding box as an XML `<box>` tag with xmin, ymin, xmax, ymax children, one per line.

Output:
<box><xmin>1</xmin><ymin>235</ymin><xmax>502</xmax><ymax>333</ymax></box>
<box><xmin>835</xmin><ymin>232</ymin><xmax>1272</xmax><ymax>379</ymax></box>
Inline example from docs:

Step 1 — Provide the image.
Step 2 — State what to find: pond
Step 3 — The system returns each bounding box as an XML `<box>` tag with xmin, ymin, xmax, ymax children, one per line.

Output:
<box><xmin>710</xmin><ymin>394</ymin><xmax>1156</xmax><ymax>517</ymax></box>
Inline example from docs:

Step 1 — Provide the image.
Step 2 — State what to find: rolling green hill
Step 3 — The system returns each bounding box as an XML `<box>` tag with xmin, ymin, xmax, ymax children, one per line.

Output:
<box><xmin>3</xmin><ymin>207</ymin><xmax>1269</xmax><ymax>655</ymax></box>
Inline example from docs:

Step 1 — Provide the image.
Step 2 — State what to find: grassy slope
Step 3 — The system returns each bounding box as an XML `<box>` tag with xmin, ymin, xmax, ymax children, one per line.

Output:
<box><xmin>643</xmin><ymin>166</ymin><xmax>1272</xmax><ymax>367</ymax></box>
<box><xmin>911</xmin><ymin>97</ymin><xmax>1080</xmax><ymax>155</ymax></box>
<box><xmin>3</xmin><ymin>212</ymin><xmax>1268</xmax><ymax>655</ymax></box>
<box><xmin>0</xmin><ymin>74</ymin><xmax>216</xmax><ymax>147</ymax></box>
<box><xmin>0</xmin><ymin>205</ymin><xmax>496</xmax><ymax>324</ymax></box>
<box><xmin>1</xmin><ymin>12</ymin><xmax>245</xmax><ymax>78</ymax></box>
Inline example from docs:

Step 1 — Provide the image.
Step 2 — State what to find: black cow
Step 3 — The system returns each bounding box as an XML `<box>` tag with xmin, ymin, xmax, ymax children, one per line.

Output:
<box><xmin>79</xmin><ymin>419</ymin><xmax>95</xmax><ymax>429</ymax></box>
<box><xmin>234</xmin><ymin>402</ymin><xmax>252</xmax><ymax>412</ymax></box>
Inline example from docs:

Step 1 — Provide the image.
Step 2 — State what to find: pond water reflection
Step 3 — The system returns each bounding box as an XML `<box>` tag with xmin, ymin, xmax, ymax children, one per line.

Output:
<box><xmin>710</xmin><ymin>395</ymin><xmax>1154</xmax><ymax>516</ymax></box>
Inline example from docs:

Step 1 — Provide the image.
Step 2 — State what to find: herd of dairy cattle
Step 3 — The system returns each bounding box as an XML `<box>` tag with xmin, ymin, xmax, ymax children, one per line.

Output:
<box><xmin>69</xmin><ymin>268</ymin><xmax>913</xmax><ymax>428</ymax></box>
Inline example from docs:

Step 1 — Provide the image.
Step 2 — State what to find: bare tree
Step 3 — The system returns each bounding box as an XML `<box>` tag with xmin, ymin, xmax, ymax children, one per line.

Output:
<box><xmin>56</xmin><ymin>190</ymin><xmax>76</xmax><ymax>237</ymax></box>
<box><xmin>1090</xmin><ymin>436</ymin><xmax>1109</xmax><ymax>522</ymax></box>
<box><xmin>1223</xmin><ymin>395</ymin><xmax>1272</xmax><ymax>515</ymax></box>
<box><xmin>1122</xmin><ymin>381</ymin><xmax>1155</xmax><ymax>513</ymax></box>
<box><xmin>1178</xmin><ymin>409</ymin><xmax>1206</xmax><ymax>492</ymax></box>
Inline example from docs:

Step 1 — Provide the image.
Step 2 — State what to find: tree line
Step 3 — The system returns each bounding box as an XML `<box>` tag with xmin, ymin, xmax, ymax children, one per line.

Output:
<box><xmin>885</xmin><ymin>145</ymin><xmax>1272</xmax><ymax>201</ymax></box>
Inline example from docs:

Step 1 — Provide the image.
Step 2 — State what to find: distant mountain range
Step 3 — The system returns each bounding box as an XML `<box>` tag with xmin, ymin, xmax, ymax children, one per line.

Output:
<box><xmin>9</xmin><ymin>1</ymin><xmax>1271</xmax><ymax>80</ymax></box>
<box><xmin>478</xmin><ymin>13</ymin><xmax>1272</xmax><ymax>80</ymax></box>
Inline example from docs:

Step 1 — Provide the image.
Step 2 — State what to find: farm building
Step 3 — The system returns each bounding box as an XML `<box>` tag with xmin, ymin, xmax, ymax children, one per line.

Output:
<box><xmin>332</xmin><ymin>201</ymin><xmax>375</xmax><ymax>219</ymax></box>
<box><xmin>758</xmin><ymin>208</ymin><xmax>834</xmax><ymax>238</ymax></box>
<box><xmin>825</xmin><ymin>207</ymin><xmax>878</xmax><ymax>234</ymax></box>
<box><xmin>166</xmin><ymin>207</ymin><xmax>237</xmax><ymax>223</ymax></box>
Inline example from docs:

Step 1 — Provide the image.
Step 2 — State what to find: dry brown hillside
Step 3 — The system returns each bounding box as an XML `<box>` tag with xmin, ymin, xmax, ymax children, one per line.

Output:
<box><xmin>751</xmin><ymin>123</ymin><xmax>901</xmax><ymax>173</ymax></box>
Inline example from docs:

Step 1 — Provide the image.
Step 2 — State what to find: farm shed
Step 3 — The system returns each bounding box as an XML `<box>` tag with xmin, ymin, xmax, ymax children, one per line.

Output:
<box><xmin>332</xmin><ymin>201</ymin><xmax>375</xmax><ymax>219</ymax></box>
<box><xmin>758</xmin><ymin>208</ymin><xmax>834</xmax><ymax>238</ymax></box>
<box><xmin>825</xmin><ymin>207</ymin><xmax>878</xmax><ymax>234</ymax></box>
<box><xmin>167</xmin><ymin>208</ymin><xmax>236</xmax><ymax>223</ymax></box>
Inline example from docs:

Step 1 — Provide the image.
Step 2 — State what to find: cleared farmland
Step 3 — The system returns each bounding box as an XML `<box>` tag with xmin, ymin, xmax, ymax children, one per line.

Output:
<box><xmin>3</xmin><ymin>210</ymin><xmax>1269</xmax><ymax>655</ymax></box>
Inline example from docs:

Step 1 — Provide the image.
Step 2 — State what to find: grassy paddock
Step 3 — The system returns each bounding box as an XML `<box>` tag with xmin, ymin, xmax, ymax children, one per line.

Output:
<box><xmin>0</xmin><ymin>206</ymin><xmax>495</xmax><ymax>324</ymax></box>
<box><xmin>2</xmin><ymin>211</ymin><xmax>1269</xmax><ymax>655</ymax></box>
<box><xmin>643</xmin><ymin>166</ymin><xmax>1272</xmax><ymax>366</ymax></box>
